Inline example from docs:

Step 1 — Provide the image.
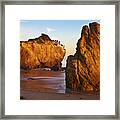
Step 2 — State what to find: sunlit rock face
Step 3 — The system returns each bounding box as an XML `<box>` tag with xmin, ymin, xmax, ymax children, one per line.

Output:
<box><xmin>20</xmin><ymin>33</ymin><xmax>66</xmax><ymax>69</ymax></box>
<box><xmin>66</xmin><ymin>22</ymin><xmax>100</xmax><ymax>93</ymax></box>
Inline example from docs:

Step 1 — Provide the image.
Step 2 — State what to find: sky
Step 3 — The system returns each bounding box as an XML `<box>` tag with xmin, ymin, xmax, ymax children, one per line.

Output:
<box><xmin>20</xmin><ymin>20</ymin><xmax>100</xmax><ymax>67</ymax></box>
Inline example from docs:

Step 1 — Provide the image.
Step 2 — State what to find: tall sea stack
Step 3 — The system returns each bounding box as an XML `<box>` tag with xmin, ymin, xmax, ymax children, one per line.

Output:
<box><xmin>66</xmin><ymin>22</ymin><xmax>100</xmax><ymax>93</ymax></box>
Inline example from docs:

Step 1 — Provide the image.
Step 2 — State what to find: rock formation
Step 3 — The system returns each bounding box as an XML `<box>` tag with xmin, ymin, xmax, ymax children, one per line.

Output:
<box><xmin>20</xmin><ymin>33</ymin><xmax>66</xmax><ymax>69</ymax></box>
<box><xmin>65</xmin><ymin>22</ymin><xmax>100</xmax><ymax>93</ymax></box>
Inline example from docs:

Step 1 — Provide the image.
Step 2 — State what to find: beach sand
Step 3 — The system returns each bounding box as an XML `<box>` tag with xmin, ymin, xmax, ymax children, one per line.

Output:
<box><xmin>20</xmin><ymin>69</ymin><xmax>100</xmax><ymax>100</ymax></box>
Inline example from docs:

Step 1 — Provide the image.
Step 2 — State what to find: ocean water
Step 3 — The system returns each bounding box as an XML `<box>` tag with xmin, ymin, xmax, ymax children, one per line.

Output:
<box><xmin>20</xmin><ymin>69</ymin><xmax>66</xmax><ymax>93</ymax></box>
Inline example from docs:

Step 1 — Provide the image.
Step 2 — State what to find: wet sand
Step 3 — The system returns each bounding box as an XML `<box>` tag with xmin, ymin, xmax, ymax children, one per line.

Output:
<box><xmin>20</xmin><ymin>69</ymin><xmax>100</xmax><ymax>100</ymax></box>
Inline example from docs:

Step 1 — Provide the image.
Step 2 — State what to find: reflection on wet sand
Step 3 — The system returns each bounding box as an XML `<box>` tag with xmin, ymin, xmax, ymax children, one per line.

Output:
<box><xmin>21</xmin><ymin>69</ymin><xmax>65</xmax><ymax>93</ymax></box>
<box><xmin>20</xmin><ymin>69</ymin><xmax>100</xmax><ymax>100</ymax></box>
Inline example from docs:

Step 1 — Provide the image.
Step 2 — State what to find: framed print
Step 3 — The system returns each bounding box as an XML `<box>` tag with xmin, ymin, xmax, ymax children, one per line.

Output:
<box><xmin>0</xmin><ymin>0</ymin><xmax>119</xmax><ymax>119</ymax></box>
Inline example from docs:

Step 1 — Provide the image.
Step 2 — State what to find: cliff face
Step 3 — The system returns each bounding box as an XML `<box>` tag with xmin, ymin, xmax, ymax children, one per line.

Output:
<box><xmin>20</xmin><ymin>34</ymin><xmax>66</xmax><ymax>69</ymax></box>
<box><xmin>66</xmin><ymin>22</ymin><xmax>100</xmax><ymax>93</ymax></box>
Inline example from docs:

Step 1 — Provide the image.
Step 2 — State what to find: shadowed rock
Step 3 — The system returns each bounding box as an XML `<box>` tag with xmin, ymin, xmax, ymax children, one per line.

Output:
<box><xmin>66</xmin><ymin>22</ymin><xmax>100</xmax><ymax>93</ymax></box>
